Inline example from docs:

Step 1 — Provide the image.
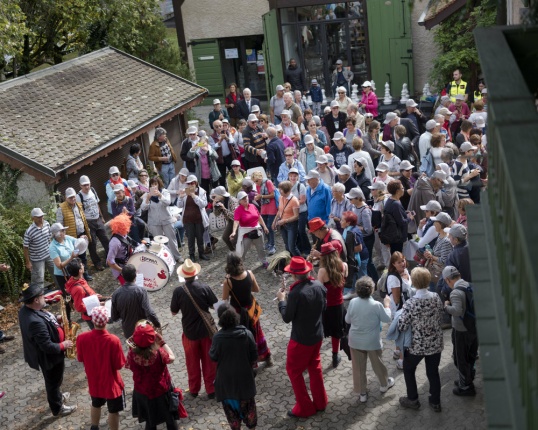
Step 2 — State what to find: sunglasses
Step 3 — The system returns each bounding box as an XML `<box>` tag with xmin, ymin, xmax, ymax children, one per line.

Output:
<box><xmin>111</xmin><ymin>173</ymin><xmax>119</xmax><ymax>177</ymax></box>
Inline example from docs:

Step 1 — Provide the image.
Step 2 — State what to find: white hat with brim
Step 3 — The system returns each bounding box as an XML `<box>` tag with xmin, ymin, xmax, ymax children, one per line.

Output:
<box><xmin>280</xmin><ymin>110</ymin><xmax>291</xmax><ymax>116</ymax></box>
<box><xmin>399</xmin><ymin>160</ymin><xmax>414</xmax><ymax>171</ymax></box>
<box><xmin>304</xmin><ymin>135</ymin><xmax>315</xmax><ymax>145</ymax></box>
<box><xmin>187</xmin><ymin>126</ymin><xmax>198</xmax><ymax>134</ymax></box>
<box><xmin>231</xmin><ymin>160</ymin><xmax>241</xmax><ymax>167</ymax></box>
<box><xmin>420</xmin><ymin>200</ymin><xmax>443</xmax><ymax>212</ymax></box>
<box><xmin>430</xmin><ymin>212</ymin><xmax>452</xmax><ymax>226</ymax></box>
<box><xmin>276</xmin><ymin>85</ymin><xmax>285</xmax><ymax>91</ymax></box>
<box><xmin>336</xmin><ymin>165</ymin><xmax>352</xmax><ymax>175</ymax></box>
<box><xmin>367</xmin><ymin>182</ymin><xmax>386</xmax><ymax>191</ymax></box>
<box><xmin>305</xmin><ymin>170</ymin><xmax>320</xmax><ymax>180</ymax></box>
<box><xmin>345</xmin><ymin>188</ymin><xmax>365</xmax><ymax>200</ymax></box>
<box><xmin>213</xmin><ymin>99</ymin><xmax>221</xmax><ymax>105</ymax></box>
<box><xmin>330</xmin><ymin>100</ymin><xmax>339</xmax><ymax>108</ymax></box>
<box><xmin>79</xmin><ymin>175</ymin><xmax>90</xmax><ymax>185</ymax></box>
<box><xmin>406</xmin><ymin>99</ymin><xmax>418</xmax><ymax>107</ymax></box>
<box><xmin>384</xmin><ymin>112</ymin><xmax>398</xmax><ymax>124</ymax></box>
<box><xmin>31</xmin><ymin>208</ymin><xmax>45</xmax><ymax>217</ymax></box>
<box><xmin>375</xmin><ymin>162</ymin><xmax>389</xmax><ymax>172</ymax></box>
<box><xmin>113</xmin><ymin>184</ymin><xmax>124</xmax><ymax>193</ymax></box>
<box><xmin>362</xmin><ymin>81</ymin><xmax>372</xmax><ymax>87</ymax></box>
<box><xmin>332</xmin><ymin>131</ymin><xmax>345</xmax><ymax>141</ymax></box>
<box><xmin>179</xmin><ymin>168</ymin><xmax>189</xmax><ymax>176</ymax></box>
<box><xmin>50</xmin><ymin>223</ymin><xmax>68</xmax><ymax>236</ymax></box>
<box><xmin>210</xmin><ymin>186</ymin><xmax>230</xmax><ymax>198</ymax></box>
<box><xmin>237</xmin><ymin>191</ymin><xmax>248</xmax><ymax>201</ymax></box>
<box><xmin>431</xmin><ymin>171</ymin><xmax>449</xmax><ymax>184</ymax></box>
<box><xmin>177</xmin><ymin>259</ymin><xmax>201</xmax><ymax>279</ymax></box>
<box><xmin>247</xmin><ymin>114</ymin><xmax>258</xmax><ymax>122</ymax></box>
<box><xmin>315</xmin><ymin>155</ymin><xmax>328</xmax><ymax>164</ymax></box>
<box><xmin>109</xmin><ymin>166</ymin><xmax>120</xmax><ymax>175</ymax></box>
<box><xmin>186</xmin><ymin>175</ymin><xmax>198</xmax><ymax>183</ymax></box>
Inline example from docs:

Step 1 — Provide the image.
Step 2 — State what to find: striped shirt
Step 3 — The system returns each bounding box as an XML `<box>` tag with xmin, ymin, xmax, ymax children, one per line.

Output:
<box><xmin>23</xmin><ymin>221</ymin><xmax>52</xmax><ymax>261</ymax></box>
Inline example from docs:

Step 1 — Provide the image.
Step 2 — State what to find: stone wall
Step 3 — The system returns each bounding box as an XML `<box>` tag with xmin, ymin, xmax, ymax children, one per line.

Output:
<box><xmin>17</xmin><ymin>172</ymin><xmax>54</xmax><ymax>208</ymax></box>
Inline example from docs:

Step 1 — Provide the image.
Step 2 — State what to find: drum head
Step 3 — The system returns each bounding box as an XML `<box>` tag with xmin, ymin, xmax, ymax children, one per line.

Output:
<box><xmin>127</xmin><ymin>252</ymin><xmax>170</xmax><ymax>292</ymax></box>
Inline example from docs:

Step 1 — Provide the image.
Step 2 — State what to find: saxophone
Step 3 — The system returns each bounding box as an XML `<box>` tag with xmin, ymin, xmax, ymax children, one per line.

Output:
<box><xmin>59</xmin><ymin>296</ymin><xmax>80</xmax><ymax>359</ymax></box>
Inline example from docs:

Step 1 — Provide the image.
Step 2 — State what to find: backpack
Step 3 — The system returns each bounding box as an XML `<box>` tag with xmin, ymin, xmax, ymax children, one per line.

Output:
<box><xmin>378</xmin><ymin>203</ymin><xmax>402</xmax><ymax>245</ymax></box>
<box><xmin>377</xmin><ymin>269</ymin><xmax>389</xmax><ymax>298</ymax></box>
<box><xmin>78</xmin><ymin>187</ymin><xmax>99</xmax><ymax>211</ymax></box>
<box><xmin>455</xmin><ymin>285</ymin><xmax>476</xmax><ymax>333</ymax></box>
<box><xmin>419</xmin><ymin>147</ymin><xmax>435</xmax><ymax>177</ymax></box>
<box><xmin>261</xmin><ymin>179</ymin><xmax>280</xmax><ymax>209</ymax></box>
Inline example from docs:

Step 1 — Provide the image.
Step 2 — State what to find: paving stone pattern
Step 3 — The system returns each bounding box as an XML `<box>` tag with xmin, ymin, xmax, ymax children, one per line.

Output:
<box><xmin>0</xmin><ymin>229</ymin><xmax>486</xmax><ymax>430</ymax></box>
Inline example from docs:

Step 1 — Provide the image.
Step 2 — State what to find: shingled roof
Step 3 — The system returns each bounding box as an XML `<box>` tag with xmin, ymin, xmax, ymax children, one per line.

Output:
<box><xmin>0</xmin><ymin>47</ymin><xmax>207</xmax><ymax>181</ymax></box>
<box><xmin>418</xmin><ymin>0</ymin><xmax>467</xmax><ymax>30</ymax></box>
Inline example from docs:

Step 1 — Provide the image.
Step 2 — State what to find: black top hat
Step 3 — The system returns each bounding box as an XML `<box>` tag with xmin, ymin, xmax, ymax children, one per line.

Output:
<box><xmin>19</xmin><ymin>283</ymin><xmax>44</xmax><ymax>303</ymax></box>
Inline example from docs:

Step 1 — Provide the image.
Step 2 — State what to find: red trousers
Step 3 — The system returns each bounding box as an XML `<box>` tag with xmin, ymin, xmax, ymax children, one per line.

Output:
<box><xmin>286</xmin><ymin>339</ymin><xmax>328</xmax><ymax>417</ymax></box>
<box><xmin>182</xmin><ymin>334</ymin><xmax>216</xmax><ymax>395</ymax></box>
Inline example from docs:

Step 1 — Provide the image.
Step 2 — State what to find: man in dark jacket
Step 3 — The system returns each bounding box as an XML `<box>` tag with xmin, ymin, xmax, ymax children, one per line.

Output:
<box><xmin>383</xmin><ymin>112</ymin><xmax>420</xmax><ymax>144</ymax></box>
<box><xmin>401</xmin><ymin>99</ymin><xmax>427</xmax><ymax>135</ymax></box>
<box><xmin>237</xmin><ymin>88</ymin><xmax>262</xmax><ymax>120</ymax></box>
<box><xmin>277</xmin><ymin>257</ymin><xmax>328</xmax><ymax>418</ymax></box>
<box><xmin>266</xmin><ymin>127</ymin><xmax>285</xmax><ymax>183</ymax></box>
<box><xmin>324</xmin><ymin>100</ymin><xmax>347</xmax><ymax>139</ymax></box>
<box><xmin>180</xmin><ymin>126</ymin><xmax>199</xmax><ymax>173</ymax></box>
<box><xmin>285</xmin><ymin>59</ymin><xmax>306</xmax><ymax>92</ymax></box>
<box><xmin>19</xmin><ymin>283</ymin><xmax>77</xmax><ymax>417</ymax></box>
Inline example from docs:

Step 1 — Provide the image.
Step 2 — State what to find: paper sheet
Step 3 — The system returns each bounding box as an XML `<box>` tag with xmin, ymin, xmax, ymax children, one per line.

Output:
<box><xmin>82</xmin><ymin>295</ymin><xmax>100</xmax><ymax>316</ymax></box>
<box><xmin>135</xmin><ymin>273</ymin><xmax>144</xmax><ymax>288</ymax></box>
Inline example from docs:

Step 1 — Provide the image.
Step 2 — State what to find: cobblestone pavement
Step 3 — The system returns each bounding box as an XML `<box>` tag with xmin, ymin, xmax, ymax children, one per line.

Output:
<box><xmin>0</xmin><ymin>106</ymin><xmax>487</xmax><ymax>429</ymax></box>
<box><xmin>0</xmin><ymin>230</ymin><xmax>486</xmax><ymax>430</ymax></box>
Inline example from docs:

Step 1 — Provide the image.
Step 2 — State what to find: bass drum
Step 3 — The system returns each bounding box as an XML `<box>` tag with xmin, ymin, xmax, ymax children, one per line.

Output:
<box><xmin>127</xmin><ymin>251</ymin><xmax>171</xmax><ymax>292</ymax></box>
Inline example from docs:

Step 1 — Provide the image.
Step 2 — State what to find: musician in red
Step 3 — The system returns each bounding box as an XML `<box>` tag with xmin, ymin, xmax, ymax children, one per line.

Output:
<box><xmin>77</xmin><ymin>306</ymin><xmax>125</xmax><ymax>430</ymax></box>
<box><xmin>107</xmin><ymin>214</ymin><xmax>132</xmax><ymax>285</ymax></box>
<box><xmin>65</xmin><ymin>258</ymin><xmax>102</xmax><ymax>328</ymax></box>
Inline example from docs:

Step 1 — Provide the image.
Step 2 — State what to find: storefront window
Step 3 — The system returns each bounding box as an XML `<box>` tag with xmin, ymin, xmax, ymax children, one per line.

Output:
<box><xmin>280</xmin><ymin>8</ymin><xmax>296</xmax><ymax>23</ymax></box>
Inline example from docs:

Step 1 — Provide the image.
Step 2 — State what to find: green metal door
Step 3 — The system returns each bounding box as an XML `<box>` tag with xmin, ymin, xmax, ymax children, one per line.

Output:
<box><xmin>191</xmin><ymin>39</ymin><xmax>224</xmax><ymax>105</ymax></box>
<box><xmin>366</xmin><ymin>0</ymin><xmax>414</xmax><ymax>96</ymax></box>
<box><xmin>262</xmin><ymin>10</ymin><xmax>284</xmax><ymax>101</ymax></box>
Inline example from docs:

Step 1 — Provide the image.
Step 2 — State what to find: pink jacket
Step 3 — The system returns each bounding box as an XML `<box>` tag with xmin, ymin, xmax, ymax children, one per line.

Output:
<box><xmin>360</xmin><ymin>91</ymin><xmax>378</xmax><ymax>117</ymax></box>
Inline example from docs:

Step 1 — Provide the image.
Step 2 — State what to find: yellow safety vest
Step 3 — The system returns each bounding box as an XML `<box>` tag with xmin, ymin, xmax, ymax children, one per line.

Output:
<box><xmin>473</xmin><ymin>91</ymin><xmax>482</xmax><ymax>103</ymax></box>
<box><xmin>449</xmin><ymin>80</ymin><xmax>467</xmax><ymax>102</ymax></box>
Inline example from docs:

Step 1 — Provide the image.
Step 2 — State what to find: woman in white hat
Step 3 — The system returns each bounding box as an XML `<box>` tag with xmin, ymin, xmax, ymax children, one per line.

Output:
<box><xmin>186</xmin><ymin>137</ymin><xmax>221</xmax><ymax>195</ymax></box>
<box><xmin>378</xmin><ymin>141</ymin><xmax>401</xmax><ymax>177</ymax></box>
<box><xmin>226</xmin><ymin>160</ymin><xmax>247</xmax><ymax>198</ymax></box>
<box><xmin>359</xmin><ymin>81</ymin><xmax>378</xmax><ymax>117</ymax></box>
<box><xmin>210</xmin><ymin>186</ymin><xmax>239</xmax><ymax>252</ymax></box>
<box><xmin>229</xmin><ymin>192</ymin><xmax>270</xmax><ymax>269</ymax></box>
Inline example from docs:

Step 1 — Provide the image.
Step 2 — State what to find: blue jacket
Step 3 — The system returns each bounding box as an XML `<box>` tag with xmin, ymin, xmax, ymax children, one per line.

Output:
<box><xmin>309</xmin><ymin>85</ymin><xmax>323</xmax><ymax>103</ymax></box>
<box><xmin>306</xmin><ymin>180</ymin><xmax>332</xmax><ymax>222</ymax></box>
<box><xmin>386</xmin><ymin>309</ymin><xmax>412</xmax><ymax>351</ymax></box>
<box><xmin>277</xmin><ymin>159</ymin><xmax>306</xmax><ymax>184</ymax></box>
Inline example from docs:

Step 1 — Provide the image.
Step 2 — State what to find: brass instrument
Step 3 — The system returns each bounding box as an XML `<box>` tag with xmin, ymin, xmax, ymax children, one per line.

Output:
<box><xmin>126</xmin><ymin>319</ymin><xmax>166</xmax><ymax>349</ymax></box>
<box><xmin>59</xmin><ymin>296</ymin><xmax>80</xmax><ymax>359</ymax></box>
<box><xmin>306</xmin><ymin>254</ymin><xmax>318</xmax><ymax>276</ymax></box>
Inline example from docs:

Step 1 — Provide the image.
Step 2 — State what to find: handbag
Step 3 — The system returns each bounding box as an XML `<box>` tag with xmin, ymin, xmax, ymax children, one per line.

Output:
<box><xmin>228</xmin><ymin>276</ymin><xmax>263</xmax><ymax>325</ymax></box>
<box><xmin>425</xmin><ymin>258</ymin><xmax>444</xmax><ymax>284</ymax></box>
<box><xmin>181</xmin><ymin>285</ymin><xmax>218</xmax><ymax>338</ymax></box>
<box><xmin>209</xmin><ymin>212</ymin><xmax>227</xmax><ymax>231</ymax></box>
<box><xmin>413</xmin><ymin>249</ymin><xmax>427</xmax><ymax>266</ymax></box>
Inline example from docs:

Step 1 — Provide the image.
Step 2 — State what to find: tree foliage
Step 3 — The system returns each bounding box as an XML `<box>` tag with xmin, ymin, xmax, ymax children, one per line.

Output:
<box><xmin>429</xmin><ymin>0</ymin><xmax>497</xmax><ymax>93</ymax></box>
<box><xmin>0</xmin><ymin>2</ymin><xmax>28</xmax><ymax>58</ymax></box>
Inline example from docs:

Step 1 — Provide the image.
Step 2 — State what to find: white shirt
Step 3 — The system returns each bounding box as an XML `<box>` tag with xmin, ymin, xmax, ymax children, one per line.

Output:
<box><xmin>387</xmin><ymin>270</ymin><xmax>412</xmax><ymax>317</ymax></box>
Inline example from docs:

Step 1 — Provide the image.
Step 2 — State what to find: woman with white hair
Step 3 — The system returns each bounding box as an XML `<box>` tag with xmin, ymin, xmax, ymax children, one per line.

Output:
<box><xmin>335</xmin><ymin>86</ymin><xmax>353</xmax><ymax>113</ymax></box>
<box><xmin>294</xmin><ymin>90</ymin><xmax>309</xmax><ymax>113</ymax></box>
<box><xmin>330</xmin><ymin>183</ymin><xmax>353</xmax><ymax>234</ymax></box>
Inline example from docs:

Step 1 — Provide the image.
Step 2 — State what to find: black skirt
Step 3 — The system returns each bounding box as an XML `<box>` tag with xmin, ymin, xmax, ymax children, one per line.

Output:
<box><xmin>323</xmin><ymin>304</ymin><xmax>345</xmax><ymax>339</ymax></box>
<box><xmin>132</xmin><ymin>389</ymin><xmax>179</xmax><ymax>427</ymax></box>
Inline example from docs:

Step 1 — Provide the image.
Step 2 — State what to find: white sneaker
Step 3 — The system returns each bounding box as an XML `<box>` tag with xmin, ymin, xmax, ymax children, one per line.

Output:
<box><xmin>397</xmin><ymin>359</ymin><xmax>404</xmax><ymax>370</ymax></box>
<box><xmin>343</xmin><ymin>292</ymin><xmax>357</xmax><ymax>300</ymax></box>
<box><xmin>380</xmin><ymin>377</ymin><xmax>395</xmax><ymax>393</ymax></box>
<box><xmin>62</xmin><ymin>392</ymin><xmax>70</xmax><ymax>403</ymax></box>
<box><xmin>359</xmin><ymin>393</ymin><xmax>368</xmax><ymax>403</ymax></box>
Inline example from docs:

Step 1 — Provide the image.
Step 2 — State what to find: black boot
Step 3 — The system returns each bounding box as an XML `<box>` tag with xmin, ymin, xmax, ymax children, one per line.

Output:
<box><xmin>332</xmin><ymin>352</ymin><xmax>341</xmax><ymax>368</ymax></box>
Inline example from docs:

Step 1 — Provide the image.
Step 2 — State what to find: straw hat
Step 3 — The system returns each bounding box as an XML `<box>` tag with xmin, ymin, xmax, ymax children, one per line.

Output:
<box><xmin>177</xmin><ymin>259</ymin><xmax>201</xmax><ymax>279</ymax></box>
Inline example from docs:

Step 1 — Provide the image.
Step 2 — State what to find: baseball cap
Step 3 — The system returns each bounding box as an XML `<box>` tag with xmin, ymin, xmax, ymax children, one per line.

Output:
<box><xmin>247</xmin><ymin>114</ymin><xmax>258</xmax><ymax>122</ymax></box>
<box><xmin>354</xmin><ymin>157</ymin><xmax>367</xmax><ymax>167</ymax></box>
<box><xmin>179</xmin><ymin>167</ymin><xmax>189</xmax><ymax>176</ymax></box>
<box><xmin>336</xmin><ymin>165</ymin><xmax>352</xmax><ymax>175</ymax></box>
<box><xmin>50</xmin><ymin>222</ymin><xmax>68</xmax><ymax>236</ymax></box>
<box><xmin>460</xmin><ymin>142</ymin><xmax>477</xmax><ymax>152</ymax></box>
<box><xmin>442</xmin><ymin>266</ymin><xmax>460</xmax><ymax>280</ymax></box>
<box><xmin>304</xmin><ymin>135</ymin><xmax>315</xmax><ymax>145</ymax></box>
<box><xmin>288</xmin><ymin>167</ymin><xmax>299</xmax><ymax>174</ymax></box>
<box><xmin>381</xmin><ymin>140</ymin><xmax>395</xmax><ymax>152</ymax></box>
<box><xmin>362</xmin><ymin>81</ymin><xmax>372</xmax><ymax>87</ymax></box>
<box><xmin>455</xmin><ymin>94</ymin><xmax>465</xmax><ymax>101</ymax></box>
<box><xmin>210</xmin><ymin>186</ymin><xmax>230</xmax><ymax>198</ymax></box>
<box><xmin>420</xmin><ymin>200</ymin><xmax>442</xmax><ymax>212</ymax></box>
<box><xmin>280</xmin><ymin>109</ymin><xmax>290</xmax><ymax>116</ymax></box>
<box><xmin>430</xmin><ymin>212</ymin><xmax>452</xmax><ymax>226</ymax></box>
<box><xmin>368</xmin><ymin>181</ymin><xmax>386</xmax><ymax>191</ymax></box>
<box><xmin>251</xmin><ymin>105</ymin><xmax>260</xmax><ymax>112</ymax></box>
<box><xmin>65</xmin><ymin>187</ymin><xmax>76</xmax><ymax>198</ymax></box>
<box><xmin>231</xmin><ymin>160</ymin><xmax>241</xmax><ymax>167</ymax></box>
<box><xmin>127</xmin><ymin>180</ymin><xmax>137</xmax><ymax>188</ymax></box>
<box><xmin>213</xmin><ymin>99</ymin><xmax>221</xmax><ymax>105</ymax></box>
<box><xmin>336</xmin><ymin>59</ymin><xmax>343</xmax><ymax>65</ymax></box>
<box><xmin>406</xmin><ymin>99</ymin><xmax>418</xmax><ymax>108</ymax></box>
<box><xmin>440</xmin><ymin>95</ymin><xmax>451</xmax><ymax>103</ymax></box>
<box><xmin>276</xmin><ymin>84</ymin><xmax>285</xmax><ymax>91</ymax></box>
<box><xmin>187</xmin><ymin>126</ymin><xmax>198</xmax><ymax>135</ymax></box>
<box><xmin>222</xmin><ymin>118</ymin><xmax>229</xmax><ymax>124</ymax></box>
<box><xmin>384</xmin><ymin>112</ymin><xmax>398</xmax><ymax>124</ymax></box>
<box><xmin>345</xmin><ymin>188</ymin><xmax>365</xmax><ymax>200</ymax></box>
<box><xmin>237</xmin><ymin>191</ymin><xmax>248</xmax><ymax>201</ymax></box>
<box><xmin>79</xmin><ymin>175</ymin><xmax>90</xmax><ymax>185</ymax></box>
<box><xmin>186</xmin><ymin>175</ymin><xmax>198</xmax><ymax>183</ymax></box>
<box><xmin>311</xmin><ymin>79</ymin><xmax>318</xmax><ymax>84</ymax></box>
<box><xmin>426</xmin><ymin>119</ymin><xmax>439</xmax><ymax>130</ymax></box>
<box><xmin>399</xmin><ymin>160</ymin><xmax>413</xmax><ymax>171</ymax></box>
<box><xmin>109</xmin><ymin>166</ymin><xmax>120</xmax><ymax>175</ymax></box>
<box><xmin>431</xmin><ymin>171</ymin><xmax>448</xmax><ymax>184</ymax></box>
<box><xmin>305</xmin><ymin>170</ymin><xmax>320</xmax><ymax>180</ymax></box>
<box><xmin>449</xmin><ymin>223</ymin><xmax>467</xmax><ymax>240</ymax></box>
<box><xmin>316</xmin><ymin>155</ymin><xmax>329</xmax><ymax>164</ymax></box>
<box><xmin>439</xmin><ymin>107</ymin><xmax>452</xmax><ymax>116</ymax></box>
<box><xmin>113</xmin><ymin>184</ymin><xmax>124</xmax><ymax>193</ymax></box>
<box><xmin>375</xmin><ymin>162</ymin><xmax>389</xmax><ymax>172</ymax></box>
<box><xmin>31</xmin><ymin>208</ymin><xmax>45</xmax><ymax>217</ymax></box>
<box><xmin>330</xmin><ymin>100</ymin><xmax>339</xmax><ymax>108</ymax></box>
<box><xmin>332</xmin><ymin>131</ymin><xmax>345</xmax><ymax>141</ymax></box>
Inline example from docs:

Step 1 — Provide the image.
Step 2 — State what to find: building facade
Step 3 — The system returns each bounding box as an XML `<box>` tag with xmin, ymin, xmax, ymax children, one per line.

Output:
<box><xmin>180</xmin><ymin>0</ymin><xmax>437</xmax><ymax>103</ymax></box>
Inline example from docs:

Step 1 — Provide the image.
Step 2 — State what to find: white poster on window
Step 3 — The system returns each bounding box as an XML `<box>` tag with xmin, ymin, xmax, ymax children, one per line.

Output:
<box><xmin>225</xmin><ymin>48</ymin><xmax>239</xmax><ymax>59</ymax></box>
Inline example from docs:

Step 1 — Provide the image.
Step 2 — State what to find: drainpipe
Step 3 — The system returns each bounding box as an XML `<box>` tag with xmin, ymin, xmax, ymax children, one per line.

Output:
<box><xmin>172</xmin><ymin>0</ymin><xmax>188</xmax><ymax>61</ymax></box>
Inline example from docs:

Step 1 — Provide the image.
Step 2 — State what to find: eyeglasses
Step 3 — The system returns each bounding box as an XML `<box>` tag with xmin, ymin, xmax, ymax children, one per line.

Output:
<box><xmin>139</xmin><ymin>174</ymin><xmax>148</xmax><ymax>177</ymax></box>
<box><xmin>285</xmin><ymin>154</ymin><xmax>294</xmax><ymax>157</ymax></box>
<box><xmin>232</xmin><ymin>165</ymin><xmax>240</xmax><ymax>168</ymax></box>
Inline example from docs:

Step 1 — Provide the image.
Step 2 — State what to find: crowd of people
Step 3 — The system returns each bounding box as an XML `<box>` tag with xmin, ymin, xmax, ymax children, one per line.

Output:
<box><xmin>12</xmin><ymin>69</ymin><xmax>484</xmax><ymax>429</ymax></box>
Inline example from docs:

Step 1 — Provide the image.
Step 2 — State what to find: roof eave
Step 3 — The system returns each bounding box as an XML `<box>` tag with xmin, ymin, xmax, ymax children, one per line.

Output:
<box><xmin>418</xmin><ymin>0</ymin><xmax>468</xmax><ymax>30</ymax></box>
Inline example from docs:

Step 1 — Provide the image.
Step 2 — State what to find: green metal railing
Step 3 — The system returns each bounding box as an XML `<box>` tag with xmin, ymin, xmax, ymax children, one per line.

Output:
<box><xmin>471</xmin><ymin>25</ymin><xmax>538</xmax><ymax>429</ymax></box>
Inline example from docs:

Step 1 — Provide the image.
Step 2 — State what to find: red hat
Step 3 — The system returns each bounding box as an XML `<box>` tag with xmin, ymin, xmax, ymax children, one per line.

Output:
<box><xmin>284</xmin><ymin>256</ymin><xmax>313</xmax><ymax>275</ymax></box>
<box><xmin>308</xmin><ymin>217</ymin><xmax>326</xmax><ymax>233</ymax></box>
<box><xmin>132</xmin><ymin>323</ymin><xmax>156</xmax><ymax>348</ymax></box>
<box><xmin>330</xmin><ymin>239</ymin><xmax>343</xmax><ymax>255</ymax></box>
<box><xmin>320</xmin><ymin>242</ymin><xmax>337</xmax><ymax>256</ymax></box>
<box><xmin>91</xmin><ymin>306</ymin><xmax>109</xmax><ymax>327</ymax></box>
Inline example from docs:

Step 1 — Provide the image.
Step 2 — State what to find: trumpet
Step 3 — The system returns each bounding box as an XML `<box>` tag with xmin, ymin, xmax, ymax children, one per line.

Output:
<box><xmin>59</xmin><ymin>296</ymin><xmax>80</xmax><ymax>359</ymax></box>
<box><xmin>126</xmin><ymin>319</ymin><xmax>166</xmax><ymax>349</ymax></box>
